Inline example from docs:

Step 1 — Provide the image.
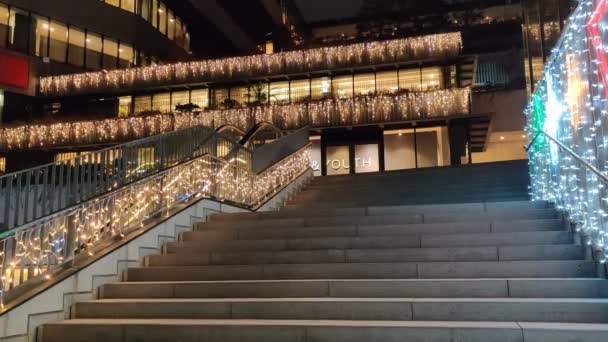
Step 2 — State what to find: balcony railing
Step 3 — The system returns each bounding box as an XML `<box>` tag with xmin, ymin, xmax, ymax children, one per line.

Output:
<box><xmin>0</xmin><ymin>88</ymin><xmax>471</xmax><ymax>151</ymax></box>
<box><xmin>40</xmin><ymin>32</ymin><xmax>463</xmax><ymax>96</ymax></box>
<box><xmin>0</xmin><ymin>125</ymin><xmax>253</xmax><ymax>230</ymax></box>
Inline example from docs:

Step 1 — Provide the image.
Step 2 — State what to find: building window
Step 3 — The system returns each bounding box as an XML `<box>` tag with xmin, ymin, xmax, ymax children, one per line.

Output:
<box><xmin>332</xmin><ymin>75</ymin><xmax>353</xmax><ymax>99</ymax></box>
<box><xmin>354</xmin><ymin>73</ymin><xmax>375</xmax><ymax>96</ymax></box>
<box><xmin>190</xmin><ymin>89</ymin><xmax>209</xmax><ymax>109</ymax></box>
<box><xmin>158</xmin><ymin>3</ymin><xmax>167</xmax><ymax>35</ymax></box>
<box><xmin>399</xmin><ymin>68</ymin><xmax>422</xmax><ymax>91</ymax></box>
<box><xmin>86</xmin><ymin>32</ymin><xmax>103</xmax><ymax>69</ymax></box>
<box><xmin>0</xmin><ymin>157</ymin><xmax>5</xmax><ymax>174</ymax></box>
<box><xmin>118</xmin><ymin>96</ymin><xmax>132</xmax><ymax>117</ymax></box>
<box><xmin>311</xmin><ymin>77</ymin><xmax>331</xmax><ymax>100</ymax></box>
<box><xmin>102</xmin><ymin>38</ymin><xmax>118</xmax><ymax>69</ymax></box>
<box><xmin>67</xmin><ymin>26</ymin><xmax>85</xmax><ymax>67</ymax></box>
<box><xmin>33</xmin><ymin>15</ymin><xmax>50</xmax><ymax>57</ymax></box>
<box><xmin>270</xmin><ymin>81</ymin><xmax>289</xmax><ymax>104</ymax></box>
<box><xmin>151</xmin><ymin>0</ymin><xmax>159</xmax><ymax>28</ymax></box>
<box><xmin>376</xmin><ymin>70</ymin><xmax>399</xmax><ymax>94</ymax></box>
<box><xmin>140</xmin><ymin>0</ymin><xmax>151</xmax><ymax>22</ymax></box>
<box><xmin>152</xmin><ymin>92</ymin><xmax>171</xmax><ymax>113</ymax></box>
<box><xmin>105</xmin><ymin>0</ymin><xmax>120</xmax><ymax>8</ymax></box>
<box><xmin>55</xmin><ymin>152</ymin><xmax>78</xmax><ymax>164</ymax></box>
<box><xmin>134</xmin><ymin>95</ymin><xmax>151</xmax><ymax>113</ymax></box>
<box><xmin>167</xmin><ymin>10</ymin><xmax>175</xmax><ymax>40</ymax></box>
<box><xmin>290</xmin><ymin>79</ymin><xmax>310</xmax><ymax>103</ymax></box>
<box><xmin>229</xmin><ymin>86</ymin><xmax>249</xmax><ymax>105</ymax></box>
<box><xmin>421</xmin><ymin>67</ymin><xmax>443</xmax><ymax>90</ymax></box>
<box><xmin>49</xmin><ymin>21</ymin><xmax>68</xmax><ymax>63</ymax></box>
<box><xmin>118</xmin><ymin>42</ymin><xmax>134</xmax><ymax>68</ymax></box>
<box><xmin>121</xmin><ymin>0</ymin><xmax>136</xmax><ymax>13</ymax></box>
<box><xmin>175</xmin><ymin>18</ymin><xmax>184</xmax><ymax>47</ymax></box>
<box><xmin>9</xmin><ymin>7</ymin><xmax>30</xmax><ymax>53</ymax></box>
<box><xmin>171</xmin><ymin>90</ymin><xmax>189</xmax><ymax>110</ymax></box>
<box><xmin>213</xmin><ymin>88</ymin><xmax>229</xmax><ymax>107</ymax></box>
<box><xmin>0</xmin><ymin>4</ymin><xmax>9</xmax><ymax>48</ymax></box>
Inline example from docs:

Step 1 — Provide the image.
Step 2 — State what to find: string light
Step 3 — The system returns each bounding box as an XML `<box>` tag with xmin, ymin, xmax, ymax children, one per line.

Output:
<box><xmin>0</xmin><ymin>144</ymin><xmax>311</xmax><ymax>306</ymax></box>
<box><xmin>0</xmin><ymin>88</ymin><xmax>470</xmax><ymax>151</ymax></box>
<box><xmin>40</xmin><ymin>33</ymin><xmax>463</xmax><ymax>96</ymax></box>
<box><xmin>526</xmin><ymin>0</ymin><xmax>608</xmax><ymax>263</ymax></box>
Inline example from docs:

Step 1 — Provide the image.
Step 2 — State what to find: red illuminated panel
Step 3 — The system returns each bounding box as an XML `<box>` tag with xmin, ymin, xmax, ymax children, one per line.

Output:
<box><xmin>588</xmin><ymin>0</ymin><xmax>608</xmax><ymax>100</ymax></box>
<box><xmin>0</xmin><ymin>52</ymin><xmax>29</xmax><ymax>89</ymax></box>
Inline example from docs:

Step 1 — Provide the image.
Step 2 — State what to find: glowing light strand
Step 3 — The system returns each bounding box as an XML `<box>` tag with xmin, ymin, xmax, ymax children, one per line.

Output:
<box><xmin>40</xmin><ymin>33</ymin><xmax>463</xmax><ymax>96</ymax></box>
<box><xmin>0</xmin><ymin>88</ymin><xmax>470</xmax><ymax>151</ymax></box>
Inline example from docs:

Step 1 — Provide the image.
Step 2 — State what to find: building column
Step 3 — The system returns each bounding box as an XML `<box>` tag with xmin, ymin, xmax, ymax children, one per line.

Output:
<box><xmin>448</xmin><ymin>119</ymin><xmax>468</xmax><ymax>165</ymax></box>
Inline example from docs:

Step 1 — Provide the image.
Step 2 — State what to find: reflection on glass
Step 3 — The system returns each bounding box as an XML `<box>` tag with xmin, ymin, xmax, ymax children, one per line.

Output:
<box><xmin>384</xmin><ymin>130</ymin><xmax>416</xmax><ymax>171</ymax></box>
<box><xmin>172</xmin><ymin>90</ymin><xmax>189</xmax><ymax>110</ymax></box>
<box><xmin>167</xmin><ymin>10</ymin><xmax>175</xmax><ymax>40</ymax></box>
<box><xmin>158</xmin><ymin>3</ymin><xmax>167</xmax><ymax>35</ymax></box>
<box><xmin>376</xmin><ymin>70</ymin><xmax>399</xmax><ymax>94</ymax></box>
<box><xmin>421</xmin><ymin>67</ymin><xmax>443</xmax><ymax>90</ymax></box>
<box><xmin>399</xmin><ymin>68</ymin><xmax>421</xmax><ymax>91</ymax></box>
<box><xmin>121</xmin><ymin>0</ymin><xmax>136</xmax><ymax>13</ymax></box>
<box><xmin>86</xmin><ymin>32</ymin><xmax>102</xmax><ymax>69</ymax></box>
<box><xmin>311</xmin><ymin>77</ymin><xmax>331</xmax><ymax>100</ymax></box>
<box><xmin>118</xmin><ymin>43</ymin><xmax>134</xmax><ymax>68</ymax></box>
<box><xmin>32</xmin><ymin>15</ymin><xmax>50</xmax><ymax>57</ymax></box>
<box><xmin>290</xmin><ymin>79</ymin><xmax>310</xmax><ymax>103</ymax></box>
<box><xmin>230</xmin><ymin>86</ymin><xmax>249</xmax><ymax>105</ymax></box>
<box><xmin>152</xmin><ymin>92</ymin><xmax>171</xmax><ymax>113</ymax></box>
<box><xmin>270</xmin><ymin>81</ymin><xmax>289</xmax><ymax>104</ymax></box>
<box><xmin>141</xmin><ymin>0</ymin><xmax>151</xmax><ymax>22</ymax></box>
<box><xmin>68</xmin><ymin>26</ymin><xmax>85</xmax><ymax>67</ymax></box>
<box><xmin>134</xmin><ymin>95</ymin><xmax>152</xmax><ymax>113</ymax></box>
<box><xmin>190</xmin><ymin>89</ymin><xmax>209</xmax><ymax>109</ymax></box>
<box><xmin>0</xmin><ymin>4</ymin><xmax>9</xmax><ymax>48</ymax></box>
<box><xmin>354</xmin><ymin>73</ymin><xmax>375</xmax><ymax>96</ymax></box>
<box><xmin>151</xmin><ymin>0</ymin><xmax>159</xmax><ymax>28</ymax></box>
<box><xmin>214</xmin><ymin>88</ymin><xmax>229</xmax><ymax>107</ymax></box>
<box><xmin>49</xmin><ymin>21</ymin><xmax>68</xmax><ymax>63</ymax></box>
<box><xmin>102</xmin><ymin>38</ymin><xmax>118</xmax><ymax>69</ymax></box>
<box><xmin>332</xmin><ymin>75</ymin><xmax>353</xmax><ymax>99</ymax></box>
<box><xmin>118</xmin><ymin>96</ymin><xmax>132</xmax><ymax>117</ymax></box>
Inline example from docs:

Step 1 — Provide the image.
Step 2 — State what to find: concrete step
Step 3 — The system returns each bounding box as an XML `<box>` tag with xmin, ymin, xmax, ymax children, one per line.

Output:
<box><xmin>39</xmin><ymin>319</ymin><xmax>608</xmax><ymax>342</ymax></box>
<box><xmin>148</xmin><ymin>245</ymin><xmax>583</xmax><ymax>267</ymax></box>
<box><xmin>125</xmin><ymin>260</ymin><xmax>596</xmax><ymax>282</ymax></box>
<box><xmin>197</xmin><ymin>211</ymin><xmax>560</xmax><ymax>231</ymax></box>
<box><xmin>286</xmin><ymin>195</ymin><xmax>533</xmax><ymax>208</ymax></box>
<box><xmin>72</xmin><ymin>298</ymin><xmax>608</xmax><ymax>323</ymax></box>
<box><xmin>207</xmin><ymin>204</ymin><xmax>556</xmax><ymax>222</ymax></box>
<box><xmin>169</xmin><ymin>231</ymin><xmax>574</xmax><ymax>254</ymax></box>
<box><xmin>99</xmin><ymin>278</ymin><xmax>608</xmax><ymax>300</ymax></box>
<box><xmin>186</xmin><ymin>219</ymin><xmax>564</xmax><ymax>242</ymax></box>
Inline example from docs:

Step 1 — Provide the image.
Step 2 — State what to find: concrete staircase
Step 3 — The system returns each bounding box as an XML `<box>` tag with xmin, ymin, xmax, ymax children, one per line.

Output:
<box><xmin>38</xmin><ymin>161</ymin><xmax>608</xmax><ymax>341</ymax></box>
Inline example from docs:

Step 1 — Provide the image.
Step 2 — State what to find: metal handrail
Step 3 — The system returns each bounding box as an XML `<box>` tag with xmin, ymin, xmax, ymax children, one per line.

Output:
<box><xmin>0</xmin><ymin>124</ymin><xmax>253</xmax><ymax>230</ymax></box>
<box><xmin>525</xmin><ymin>130</ymin><xmax>608</xmax><ymax>184</ymax></box>
<box><xmin>0</xmin><ymin>142</ymin><xmax>311</xmax><ymax>307</ymax></box>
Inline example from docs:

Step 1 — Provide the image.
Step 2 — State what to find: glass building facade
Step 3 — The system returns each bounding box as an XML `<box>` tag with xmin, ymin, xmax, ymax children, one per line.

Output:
<box><xmin>0</xmin><ymin>0</ymin><xmax>178</xmax><ymax>71</ymax></box>
<box><xmin>101</xmin><ymin>0</ymin><xmax>191</xmax><ymax>52</ymax></box>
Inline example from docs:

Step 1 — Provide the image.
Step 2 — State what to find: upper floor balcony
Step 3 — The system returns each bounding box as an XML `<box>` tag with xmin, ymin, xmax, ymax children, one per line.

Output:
<box><xmin>39</xmin><ymin>32</ymin><xmax>463</xmax><ymax>97</ymax></box>
<box><xmin>0</xmin><ymin>88</ymin><xmax>471</xmax><ymax>151</ymax></box>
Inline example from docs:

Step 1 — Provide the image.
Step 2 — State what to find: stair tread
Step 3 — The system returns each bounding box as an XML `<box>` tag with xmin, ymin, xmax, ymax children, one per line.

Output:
<box><xmin>46</xmin><ymin>319</ymin><xmax>608</xmax><ymax>330</ymax></box>
<box><xmin>88</xmin><ymin>298</ymin><xmax>608</xmax><ymax>303</ymax></box>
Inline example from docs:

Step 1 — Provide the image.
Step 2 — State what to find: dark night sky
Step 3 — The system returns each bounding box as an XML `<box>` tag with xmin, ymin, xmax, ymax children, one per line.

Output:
<box><xmin>294</xmin><ymin>0</ymin><xmax>364</xmax><ymax>23</ymax></box>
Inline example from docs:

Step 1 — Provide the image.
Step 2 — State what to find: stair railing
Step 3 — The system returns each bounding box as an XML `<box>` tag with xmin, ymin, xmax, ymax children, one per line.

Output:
<box><xmin>525</xmin><ymin>129</ymin><xmax>608</xmax><ymax>267</ymax></box>
<box><xmin>0</xmin><ymin>142</ymin><xmax>311</xmax><ymax>307</ymax></box>
<box><xmin>0</xmin><ymin>125</ymin><xmax>253</xmax><ymax>230</ymax></box>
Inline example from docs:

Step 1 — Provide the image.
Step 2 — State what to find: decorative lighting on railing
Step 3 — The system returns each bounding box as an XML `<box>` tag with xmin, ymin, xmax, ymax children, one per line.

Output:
<box><xmin>525</xmin><ymin>0</ymin><xmax>608</xmax><ymax>262</ymax></box>
<box><xmin>0</xmin><ymin>89</ymin><xmax>470</xmax><ymax>151</ymax></box>
<box><xmin>39</xmin><ymin>33</ymin><xmax>462</xmax><ymax>96</ymax></box>
<box><xmin>0</xmin><ymin>145</ymin><xmax>311</xmax><ymax>306</ymax></box>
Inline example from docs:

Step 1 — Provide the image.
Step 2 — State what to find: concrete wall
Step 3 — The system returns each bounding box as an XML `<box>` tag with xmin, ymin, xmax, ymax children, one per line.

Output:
<box><xmin>472</xmin><ymin>89</ymin><xmax>528</xmax><ymax>132</ymax></box>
